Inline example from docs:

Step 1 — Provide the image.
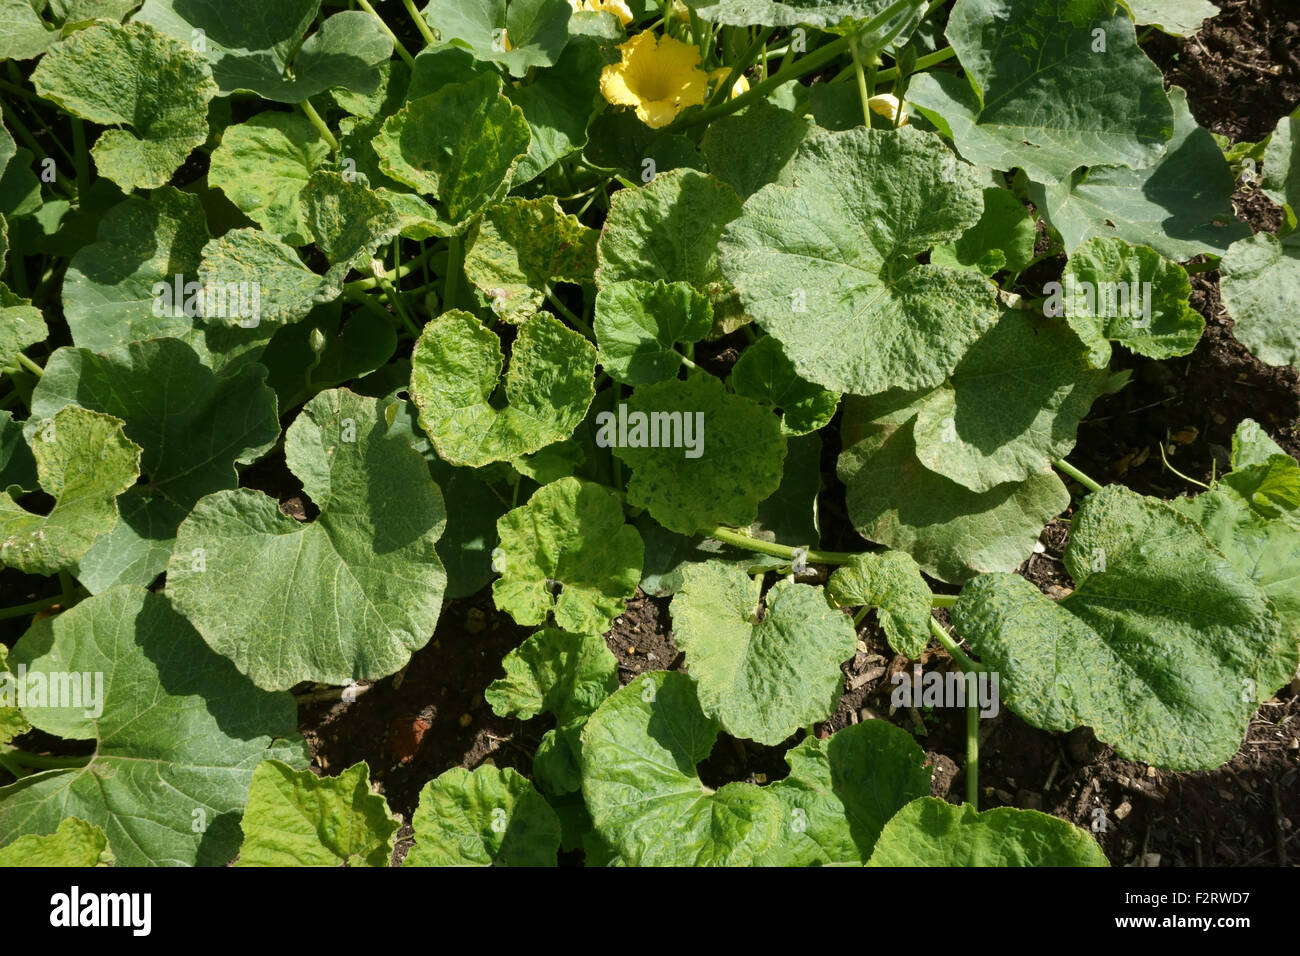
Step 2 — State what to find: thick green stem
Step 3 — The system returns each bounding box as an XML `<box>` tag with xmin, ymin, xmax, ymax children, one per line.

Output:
<box><xmin>70</xmin><ymin>119</ymin><xmax>91</xmax><ymax>199</ymax></box>
<box><xmin>545</xmin><ymin>285</ymin><xmax>593</xmax><ymax>338</ymax></box>
<box><xmin>298</xmin><ymin>99</ymin><xmax>340</xmax><ymax>152</ymax></box>
<box><xmin>873</xmin><ymin>45</ymin><xmax>955</xmax><ymax>85</ymax></box>
<box><xmin>0</xmin><ymin>594</ymin><xmax>62</xmax><ymax>621</ymax></box>
<box><xmin>1052</xmin><ymin>458</ymin><xmax>1103</xmax><ymax>494</ymax></box>
<box><xmin>705</xmin><ymin>526</ymin><xmax>861</xmax><ymax>565</ymax></box>
<box><xmin>928</xmin><ymin>616</ymin><xmax>982</xmax><ymax>673</ymax></box>
<box><xmin>931</xmin><ymin>593</ymin><xmax>957</xmax><ymax>608</ymax></box>
<box><xmin>343</xmin><ymin>246</ymin><xmax>436</xmax><ymax>295</ymax></box>
<box><xmin>355</xmin><ymin>0</ymin><xmax>416</xmax><ymax>67</ymax></box>
<box><xmin>15</xmin><ymin>353</ymin><xmax>42</xmax><ymax>378</ymax></box>
<box><xmin>850</xmin><ymin>35</ymin><xmax>874</xmax><ymax>127</ymax></box>
<box><xmin>401</xmin><ymin>0</ymin><xmax>437</xmax><ymax>46</ymax></box>
<box><xmin>443</xmin><ymin>235</ymin><xmax>463</xmax><ymax>310</ymax></box>
<box><xmin>706</xmin><ymin>27</ymin><xmax>775</xmax><ymax>108</ymax></box>
<box><xmin>966</xmin><ymin>696</ymin><xmax>979</xmax><ymax>808</ymax></box>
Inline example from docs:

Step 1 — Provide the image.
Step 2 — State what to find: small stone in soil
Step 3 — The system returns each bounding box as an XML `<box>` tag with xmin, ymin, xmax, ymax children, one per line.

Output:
<box><xmin>1115</xmin><ymin>800</ymin><xmax>1133</xmax><ymax>820</ymax></box>
<box><xmin>458</xmin><ymin>713</ymin><xmax>472</xmax><ymax>727</ymax></box>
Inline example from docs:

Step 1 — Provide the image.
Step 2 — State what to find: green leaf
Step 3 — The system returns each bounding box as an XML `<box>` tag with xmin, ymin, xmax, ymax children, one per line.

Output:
<box><xmin>0</xmin><ymin>644</ymin><xmax>30</xmax><ymax>747</ymax></box>
<box><xmin>374</xmin><ymin>72</ymin><xmax>530</xmax><ymax>232</ymax></box>
<box><xmin>1027</xmin><ymin>87</ymin><xmax>1249</xmax><ymax>259</ymax></box>
<box><xmin>867</xmin><ymin>798</ymin><xmax>1109</xmax><ymax>866</ymax></box>
<box><xmin>208</xmin><ymin>112</ymin><xmax>330</xmax><ymax>246</ymax></box>
<box><xmin>422</xmin><ymin>0</ymin><xmax>572</xmax><ymax>77</ymax></box>
<box><xmin>197</xmin><ymin>227</ymin><xmax>324</xmax><ymax>325</ymax></box>
<box><xmin>953</xmin><ymin>486</ymin><xmax>1289</xmax><ymax>769</ymax></box>
<box><xmin>508</xmin><ymin>36</ymin><xmax>604</xmax><ymax>186</ymax></box>
<box><xmin>1056</xmin><ymin>237</ymin><xmax>1203</xmax><ymax>364</ymax></box>
<box><xmin>0</xmin><ymin>405</ymin><xmax>140</xmax><ymax>576</ymax></box>
<box><xmin>1231</xmin><ymin>419</ymin><xmax>1287</xmax><ymax>470</ymax></box>
<box><xmin>405</xmin><ymin>765</ymin><xmax>561</xmax><ymax>866</ymax></box>
<box><xmin>1221</xmin><ymin>456</ymin><xmax>1300</xmax><ymax>528</ymax></box>
<box><xmin>1220</xmin><ymin>232</ymin><xmax>1300</xmax><ymax>368</ymax></box>
<box><xmin>584</xmin><ymin>110</ymin><xmax>706</xmax><ymax>185</ymax></box>
<box><xmin>0</xmin><ymin>410</ymin><xmax>36</xmax><ymax>496</ymax></box>
<box><xmin>61</xmin><ymin>188</ymin><xmax>270</xmax><ymax>368</ymax></box>
<box><xmin>0</xmin><ymin>586</ymin><xmax>306</xmax><ymax>866</ymax></box>
<box><xmin>1261</xmin><ymin>106</ymin><xmax>1299</xmax><ymax>213</ymax></box>
<box><xmin>719</xmin><ymin>126</ymin><xmax>997</xmax><ymax>395</ymax></box>
<box><xmin>0</xmin><ymin>0</ymin><xmax>56</xmax><ymax>61</ymax></box>
<box><xmin>31</xmin><ymin>21</ymin><xmax>217</xmax><ymax>190</ymax></box>
<box><xmin>235</xmin><ymin>760</ymin><xmax>399</xmax><ymax>867</ymax></box>
<box><xmin>580</xmin><ymin>671</ymin><xmax>784</xmax><ymax>865</ymax></box>
<box><xmin>166</xmin><ymin>389</ymin><xmax>448</xmax><ymax>691</ymax></box>
<box><xmin>758</xmin><ymin>721</ymin><xmax>932</xmax><ymax>866</ymax></box>
<box><xmin>682</xmin><ymin>0</ymin><xmax>909</xmax><ymax>27</ymax></box>
<box><xmin>263</xmin><ymin>306</ymin><xmax>396</xmax><ymax>414</ymax></box>
<box><xmin>839</xmin><ymin>415</ymin><xmax>1069</xmax><ymax>583</ymax></box>
<box><xmin>596</xmin><ymin>168</ymin><xmax>742</xmax><ymax>292</ymax></box>
<box><xmin>299</xmin><ymin>170</ymin><xmax>400</xmax><ymax>280</ymax></box>
<box><xmin>671</xmin><ymin>562</ymin><xmax>858</xmax><ymax>744</ymax></box>
<box><xmin>137</xmin><ymin>0</ymin><xmax>394</xmax><ymax>102</ymax></box>
<box><xmin>907</xmin><ymin>0</ymin><xmax>1171</xmax><ymax>183</ymax></box>
<box><xmin>464</xmin><ymin>196</ymin><xmax>598</xmax><ymax>323</ymax></box>
<box><xmin>827</xmin><ymin>551</ymin><xmax>934</xmax><ymax>658</ymax></box>
<box><xmin>493</xmin><ymin>476</ymin><xmax>643</xmax><ymax>633</ymax></box>
<box><xmin>901</xmin><ymin>310</ymin><xmax>1111</xmax><ymax>492</ymax></box>
<box><xmin>410</xmin><ymin>310</ymin><xmax>596</xmax><ymax>467</ymax></box>
<box><xmin>29</xmin><ymin>338</ymin><xmax>279</xmax><ymax>593</ymax></box>
<box><xmin>930</xmin><ymin>186</ymin><xmax>1035</xmax><ymax>277</ymax></box>
<box><xmin>0</xmin><ymin>284</ymin><xmax>46</xmax><ymax>371</ymax></box>
<box><xmin>1170</xmin><ymin>488</ymin><xmax>1300</xmax><ymax>696</ymax></box>
<box><xmin>0</xmin><ymin>817</ymin><xmax>113</xmax><ymax>867</ymax></box>
<box><xmin>728</xmin><ymin>335</ymin><xmax>839</xmax><ymax>437</ymax></box>
<box><xmin>700</xmin><ymin>100</ymin><xmax>814</xmax><ymax>201</ymax></box>
<box><xmin>595</xmin><ymin>280</ymin><xmax>713</xmax><ymax>385</ymax></box>
<box><xmin>1121</xmin><ymin>0</ymin><xmax>1219</xmax><ymax>37</ymax></box>
<box><xmin>611</xmin><ymin>373</ymin><xmax>787</xmax><ymax>535</ymax></box>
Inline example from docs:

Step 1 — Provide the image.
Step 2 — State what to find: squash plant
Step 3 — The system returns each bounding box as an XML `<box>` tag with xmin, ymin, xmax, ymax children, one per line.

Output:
<box><xmin>0</xmin><ymin>0</ymin><xmax>1295</xmax><ymax>867</ymax></box>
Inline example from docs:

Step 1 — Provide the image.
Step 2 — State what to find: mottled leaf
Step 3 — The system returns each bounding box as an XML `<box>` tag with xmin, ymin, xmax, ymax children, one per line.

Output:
<box><xmin>827</xmin><ymin>551</ymin><xmax>933</xmax><ymax>658</ymax></box>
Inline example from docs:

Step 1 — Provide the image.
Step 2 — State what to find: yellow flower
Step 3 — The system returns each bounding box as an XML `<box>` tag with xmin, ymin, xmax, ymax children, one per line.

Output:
<box><xmin>601</xmin><ymin>32</ymin><xmax>709</xmax><ymax>130</ymax></box>
<box><xmin>867</xmin><ymin>93</ymin><xmax>909</xmax><ymax>126</ymax></box>
<box><xmin>709</xmin><ymin>68</ymin><xmax>749</xmax><ymax>100</ymax></box>
<box><xmin>569</xmin><ymin>0</ymin><xmax>634</xmax><ymax>25</ymax></box>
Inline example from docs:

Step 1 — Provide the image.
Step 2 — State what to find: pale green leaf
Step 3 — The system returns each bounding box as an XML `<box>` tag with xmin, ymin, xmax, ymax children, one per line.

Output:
<box><xmin>235</xmin><ymin>760</ymin><xmax>399</xmax><ymax>867</ymax></box>
<box><xmin>1221</xmin><ymin>231</ymin><xmax>1300</xmax><ymax>369</ymax></box>
<box><xmin>485</xmin><ymin>627</ymin><xmax>618</xmax><ymax>725</ymax></box>
<box><xmin>867</xmin><ymin>798</ymin><xmax>1109</xmax><ymax>866</ymax></box>
<box><xmin>31</xmin><ymin>21</ymin><xmax>217</xmax><ymax>190</ymax></box>
<box><xmin>930</xmin><ymin>186</ymin><xmax>1035</xmax><ymax>277</ymax></box>
<box><xmin>758</xmin><ymin>721</ymin><xmax>931</xmax><ymax>866</ymax></box>
<box><xmin>1121</xmin><ymin>0</ymin><xmax>1219</xmax><ymax>37</ymax></box>
<box><xmin>671</xmin><ymin>562</ymin><xmax>858</xmax><ymax>744</ymax></box>
<box><xmin>29</xmin><ymin>338</ymin><xmax>279</xmax><ymax>593</ymax></box>
<box><xmin>0</xmin><ymin>586</ymin><xmax>306</xmax><ymax>866</ymax></box>
<box><xmin>682</xmin><ymin>0</ymin><xmax>910</xmax><ymax>27</ymax></box>
<box><xmin>718</xmin><ymin>126</ymin><xmax>997</xmax><ymax>395</ymax></box>
<box><xmin>1261</xmin><ymin>105</ymin><xmax>1299</xmax><ymax>213</ymax></box>
<box><xmin>907</xmin><ymin>0</ymin><xmax>1171</xmax><ymax>183</ymax></box>
<box><xmin>421</xmin><ymin>0</ymin><xmax>572</xmax><ymax>77</ymax></box>
<box><xmin>464</xmin><ymin>196</ymin><xmax>598</xmax><ymax>323</ymax></box>
<box><xmin>410</xmin><ymin>310</ymin><xmax>596</xmax><ymax>467</ymax></box>
<box><xmin>1231</xmin><ymin>419</ymin><xmax>1287</xmax><ymax>471</ymax></box>
<box><xmin>827</xmin><ymin>551</ymin><xmax>933</xmax><ymax>658</ymax></box>
<box><xmin>580</xmin><ymin>671</ymin><xmax>784</xmax><ymax>865</ymax></box>
<box><xmin>492</xmin><ymin>477</ymin><xmax>643</xmax><ymax>633</ymax></box>
<box><xmin>509</xmin><ymin>37</ymin><xmax>604</xmax><ymax>185</ymax></box>
<box><xmin>197</xmin><ymin>227</ymin><xmax>324</xmax><ymax>325</ymax></box>
<box><xmin>0</xmin><ymin>644</ymin><xmax>30</xmax><ymax>747</ymax></box>
<box><xmin>699</xmin><ymin>100</ymin><xmax>814</xmax><ymax>200</ymax></box>
<box><xmin>595</xmin><ymin>280</ymin><xmax>713</xmax><ymax>385</ymax></box>
<box><xmin>405</xmin><ymin>765</ymin><xmax>560</xmax><ymax>866</ymax></box>
<box><xmin>0</xmin><ymin>818</ymin><xmax>113</xmax><ymax>867</ymax></box>
<box><xmin>0</xmin><ymin>284</ymin><xmax>46</xmax><ymax>371</ymax></box>
<box><xmin>208</xmin><ymin>112</ymin><xmax>330</xmax><ymax>246</ymax></box>
<box><xmin>611</xmin><ymin>372</ymin><xmax>787</xmax><ymax>535</ymax></box>
<box><xmin>953</xmin><ymin>486</ymin><xmax>1289</xmax><ymax>769</ymax></box>
<box><xmin>166</xmin><ymin>389</ymin><xmax>448</xmax><ymax>691</ymax></box>
<box><xmin>0</xmin><ymin>405</ymin><xmax>140</xmax><ymax>576</ymax></box>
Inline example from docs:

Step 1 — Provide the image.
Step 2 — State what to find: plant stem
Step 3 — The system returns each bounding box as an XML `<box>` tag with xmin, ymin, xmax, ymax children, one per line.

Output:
<box><xmin>15</xmin><ymin>353</ymin><xmax>42</xmax><ymax>378</ymax></box>
<box><xmin>706</xmin><ymin>27</ymin><xmax>775</xmax><ymax>108</ymax></box>
<box><xmin>931</xmin><ymin>593</ymin><xmax>956</xmax><ymax>608</ymax></box>
<box><xmin>873</xmin><ymin>45</ymin><xmax>955</xmax><ymax>85</ymax></box>
<box><xmin>355</xmin><ymin>0</ymin><xmax>416</xmax><ymax>67</ymax></box>
<box><xmin>966</xmin><ymin>695</ymin><xmax>979</xmax><ymax>808</ymax></box>
<box><xmin>545</xmin><ymin>285</ymin><xmax>593</xmax><ymax>338</ymax></box>
<box><xmin>401</xmin><ymin>0</ymin><xmax>437</xmax><ymax>46</ymax></box>
<box><xmin>1</xmin><ymin>749</ymin><xmax>93</xmax><ymax>770</ymax></box>
<box><xmin>1052</xmin><ymin>457</ymin><xmax>1103</xmax><ymax>494</ymax></box>
<box><xmin>343</xmin><ymin>246</ymin><xmax>437</xmax><ymax>295</ymax></box>
<box><xmin>374</xmin><ymin>271</ymin><xmax>420</xmax><ymax>337</ymax></box>
<box><xmin>297</xmin><ymin>99</ymin><xmax>340</xmax><ymax>152</ymax></box>
<box><xmin>928</xmin><ymin>616</ymin><xmax>982</xmax><ymax>673</ymax></box>
<box><xmin>443</xmin><ymin>235</ymin><xmax>462</xmax><ymax>311</ymax></box>
<box><xmin>0</xmin><ymin>594</ymin><xmax>62</xmax><ymax>621</ymax></box>
<box><xmin>69</xmin><ymin>119</ymin><xmax>91</xmax><ymax>199</ymax></box>
<box><xmin>705</xmin><ymin>525</ymin><xmax>860</xmax><ymax>565</ymax></box>
<box><xmin>850</xmin><ymin>34</ymin><xmax>877</xmax><ymax>126</ymax></box>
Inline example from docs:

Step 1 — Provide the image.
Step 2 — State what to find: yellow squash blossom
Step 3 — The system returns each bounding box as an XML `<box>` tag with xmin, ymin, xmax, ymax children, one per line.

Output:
<box><xmin>569</xmin><ymin>0</ymin><xmax>634</xmax><ymax>25</ymax></box>
<box><xmin>708</xmin><ymin>68</ymin><xmax>750</xmax><ymax>100</ymax></box>
<box><xmin>867</xmin><ymin>93</ymin><xmax>909</xmax><ymax>126</ymax></box>
<box><xmin>601</xmin><ymin>32</ymin><xmax>709</xmax><ymax>129</ymax></box>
